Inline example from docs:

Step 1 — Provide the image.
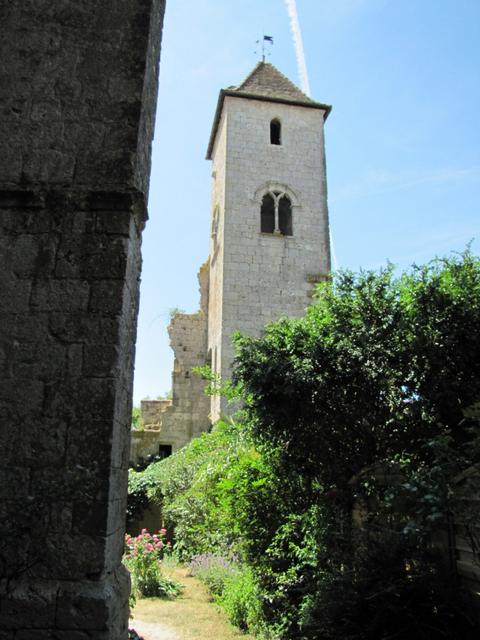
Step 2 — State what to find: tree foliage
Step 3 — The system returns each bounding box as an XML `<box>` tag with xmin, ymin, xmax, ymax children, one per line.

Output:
<box><xmin>129</xmin><ymin>252</ymin><xmax>480</xmax><ymax>638</ymax></box>
<box><xmin>233</xmin><ymin>252</ymin><xmax>480</xmax><ymax>488</ymax></box>
<box><xmin>229</xmin><ymin>251</ymin><xmax>480</xmax><ymax>638</ymax></box>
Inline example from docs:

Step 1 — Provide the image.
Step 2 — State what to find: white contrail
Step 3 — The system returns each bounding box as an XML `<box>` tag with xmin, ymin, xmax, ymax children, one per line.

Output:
<box><xmin>284</xmin><ymin>0</ymin><xmax>311</xmax><ymax>96</ymax></box>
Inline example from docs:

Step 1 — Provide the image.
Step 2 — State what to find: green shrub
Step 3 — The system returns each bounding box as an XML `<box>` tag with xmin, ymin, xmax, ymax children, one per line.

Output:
<box><xmin>188</xmin><ymin>553</ymin><xmax>238</xmax><ymax>597</ymax></box>
<box><xmin>189</xmin><ymin>553</ymin><xmax>262</xmax><ymax>634</ymax></box>
<box><xmin>135</xmin><ymin>420</ymin><xmax>263</xmax><ymax>561</ymax></box>
<box><xmin>127</xmin><ymin>253</ymin><xmax>480</xmax><ymax>638</ymax></box>
<box><xmin>219</xmin><ymin>565</ymin><xmax>261</xmax><ymax>633</ymax></box>
<box><xmin>295</xmin><ymin>539</ymin><xmax>479</xmax><ymax>640</ymax></box>
<box><xmin>230</xmin><ymin>251</ymin><xmax>480</xmax><ymax>639</ymax></box>
<box><xmin>126</xmin><ymin>468</ymin><xmax>158</xmax><ymax>529</ymax></box>
<box><xmin>124</xmin><ymin>529</ymin><xmax>181</xmax><ymax>598</ymax></box>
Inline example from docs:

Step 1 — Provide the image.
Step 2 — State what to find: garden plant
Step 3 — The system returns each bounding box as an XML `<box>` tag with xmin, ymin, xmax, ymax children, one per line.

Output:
<box><xmin>129</xmin><ymin>251</ymin><xmax>480</xmax><ymax>639</ymax></box>
<box><xmin>124</xmin><ymin>529</ymin><xmax>181</xmax><ymax>599</ymax></box>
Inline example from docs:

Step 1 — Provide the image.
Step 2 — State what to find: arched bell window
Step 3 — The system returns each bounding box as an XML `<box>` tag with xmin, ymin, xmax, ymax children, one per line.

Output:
<box><xmin>260</xmin><ymin>193</ymin><xmax>275</xmax><ymax>233</ymax></box>
<box><xmin>270</xmin><ymin>118</ymin><xmax>281</xmax><ymax>145</ymax></box>
<box><xmin>278</xmin><ymin>195</ymin><xmax>292</xmax><ymax>235</ymax></box>
<box><xmin>260</xmin><ymin>191</ymin><xmax>292</xmax><ymax>236</ymax></box>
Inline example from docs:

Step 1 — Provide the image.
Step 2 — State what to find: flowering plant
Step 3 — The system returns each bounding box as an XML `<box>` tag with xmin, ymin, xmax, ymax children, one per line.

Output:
<box><xmin>188</xmin><ymin>553</ymin><xmax>238</xmax><ymax>597</ymax></box>
<box><xmin>124</xmin><ymin>529</ymin><xmax>180</xmax><ymax>597</ymax></box>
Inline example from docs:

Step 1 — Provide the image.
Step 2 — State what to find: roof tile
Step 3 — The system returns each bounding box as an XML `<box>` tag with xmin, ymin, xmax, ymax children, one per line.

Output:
<box><xmin>235</xmin><ymin>61</ymin><xmax>314</xmax><ymax>105</ymax></box>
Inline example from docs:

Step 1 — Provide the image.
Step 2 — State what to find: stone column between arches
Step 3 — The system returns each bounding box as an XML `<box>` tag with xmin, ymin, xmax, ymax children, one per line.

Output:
<box><xmin>0</xmin><ymin>1</ymin><xmax>165</xmax><ymax>637</ymax></box>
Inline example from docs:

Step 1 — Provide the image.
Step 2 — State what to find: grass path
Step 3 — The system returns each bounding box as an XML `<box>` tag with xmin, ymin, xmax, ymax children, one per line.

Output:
<box><xmin>130</xmin><ymin>565</ymin><xmax>255</xmax><ymax>640</ymax></box>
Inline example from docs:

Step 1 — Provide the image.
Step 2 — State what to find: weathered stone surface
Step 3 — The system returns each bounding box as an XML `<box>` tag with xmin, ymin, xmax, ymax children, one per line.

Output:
<box><xmin>56</xmin><ymin>567</ymin><xmax>130</xmax><ymax>632</ymax></box>
<box><xmin>0</xmin><ymin>0</ymin><xmax>165</xmax><ymax>637</ymax></box>
<box><xmin>143</xmin><ymin>63</ymin><xmax>331</xmax><ymax>442</ymax></box>
<box><xmin>0</xmin><ymin>580</ymin><xmax>57</xmax><ymax>629</ymax></box>
<box><xmin>135</xmin><ymin>263</ymin><xmax>212</xmax><ymax>454</ymax></box>
<box><xmin>0</xmin><ymin>2</ymin><xmax>162</xmax><ymax>195</ymax></box>
<box><xmin>209</xmin><ymin>86</ymin><xmax>330</xmax><ymax>421</ymax></box>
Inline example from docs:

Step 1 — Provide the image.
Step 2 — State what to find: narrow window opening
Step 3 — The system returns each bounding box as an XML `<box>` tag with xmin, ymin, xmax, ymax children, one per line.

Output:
<box><xmin>270</xmin><ymin>119</ymin><xmax>281</xmax><ymax>145</ymax></box>
<box><xmin>278</xmin><ymin>195</ymin><xmax>293</xmax><ymax>236</ymax></box>
<box><xmin>261</xmin><ymin>193</ymin><xmax>275</xmax><ymax>233</ymax></box>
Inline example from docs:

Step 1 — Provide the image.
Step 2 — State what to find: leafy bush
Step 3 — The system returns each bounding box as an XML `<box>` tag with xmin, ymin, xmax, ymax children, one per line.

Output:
<box><xmin>188</xmin><ymin>553</ymin><xmax>261</xmax><ymax>633</ymax></box>
<box><xmin>131</xmin><ymin>405</ymin><xmax>143</xmax><ymax>430</ymax></box>
<box><xmin>126</xmin><ymin>468</ymin><xmax>158</xmax><ymax>529</ymax></box>
<box><xmin>124</xmin><ymin>529</ymin><xmax>180</xmax><ymax>598</ymax></box>
<box><xmin>135</xmin><ymin>420</ymin><xmax>262</xmax><ymax>561</ymax></box>
<box><xmin>219</xmin><ymin>565</ymin><xmax>261</xmax><ymax>633</ymax></box>
<box><xmin>295</xmin><ymin>539</ymin><xmax>479</xmax><ymax>640</ymax></box>
<box><xmin>229</xmin><ymin>252</ymin><xmax>480</xmax><ymax>638</ymax></box>
<box><xmin>127</xmin><ymin>252</ymin><xmax>480</xmax><ymax>638</ymax></box>
<box><xmin>188</xmin><ymin>553</ymin><xmax>238</xmax><ymax>597</ymax></box>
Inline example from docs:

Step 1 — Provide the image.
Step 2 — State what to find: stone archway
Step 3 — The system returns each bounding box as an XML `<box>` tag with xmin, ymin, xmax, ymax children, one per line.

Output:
<box><xmin>0</xmin><ymin>2</ymin><xmax>165</xmax><ymax>637</ymax></box>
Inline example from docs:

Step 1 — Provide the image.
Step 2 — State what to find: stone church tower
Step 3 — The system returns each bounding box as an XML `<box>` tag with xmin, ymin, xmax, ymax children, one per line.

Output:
<box><xmin>206</xmin><ymin>62</ymin><xmax>332</xmax><ymax>419</ymax></box>
<box><xmin>133</xmin><ymin>62</ymin><xmax>332</xmax><ymax>458</ymax></box>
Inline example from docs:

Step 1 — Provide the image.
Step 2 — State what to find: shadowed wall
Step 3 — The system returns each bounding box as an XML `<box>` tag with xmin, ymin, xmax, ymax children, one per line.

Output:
<box><xmin>0</xmin><ymin>1</ymin><xmax>165</xmax><ymax>637</ymax></box>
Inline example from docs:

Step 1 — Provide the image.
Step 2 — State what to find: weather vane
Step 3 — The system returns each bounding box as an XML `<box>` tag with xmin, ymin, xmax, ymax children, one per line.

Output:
<box><xmin>255</xmin><ymin>34</ymin><xmax>274</xmax><ymax>62</ymax></box>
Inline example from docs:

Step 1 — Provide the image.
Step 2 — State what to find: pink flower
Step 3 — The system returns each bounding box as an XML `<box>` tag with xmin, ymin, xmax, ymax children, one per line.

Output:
<box><xmin>155</xmin><ymin>541</ymin><xmax>163</xmax><ymax>549</ymax></box>
<box><xmin>160</xmin><ymin>528</ymin><xmax>167</xmax><ymax>536</ymax></box>
<box><xmin>141</xmin><ymin>528</ymin><xmax>148</xmax><ymax>534</ymax></box>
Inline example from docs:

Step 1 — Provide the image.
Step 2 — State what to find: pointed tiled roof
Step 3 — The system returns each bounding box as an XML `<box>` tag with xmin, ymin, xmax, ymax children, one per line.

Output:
<box><xmin>235</xmin><ymin>62</ymin><xmax>315</xmax><ymax>105</ymax></box>
<box><xmin>206</xmin><ymin>62</ymin><xmax>331</xmax><ymax>159</ymax></box>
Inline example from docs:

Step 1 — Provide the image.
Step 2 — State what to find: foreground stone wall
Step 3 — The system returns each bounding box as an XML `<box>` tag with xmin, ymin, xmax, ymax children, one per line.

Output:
<box><xmin>0</xmin><ymin>2</ymin><xmax>165</xmax><ymax>637</ymax></box>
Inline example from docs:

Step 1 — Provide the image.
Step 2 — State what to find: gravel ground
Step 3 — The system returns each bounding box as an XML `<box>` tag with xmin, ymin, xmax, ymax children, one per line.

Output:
<box><xmin>130</xmin><ymin>620</ymin><xmax>180</xmax><ymax>640</ymax></box>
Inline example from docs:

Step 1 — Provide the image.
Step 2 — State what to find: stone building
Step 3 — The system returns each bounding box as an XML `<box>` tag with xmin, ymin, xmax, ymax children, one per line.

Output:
<box><xmin>138</xmin><ymin>61</ymin><xmax>332</xmax><ymax>455</ymax></box>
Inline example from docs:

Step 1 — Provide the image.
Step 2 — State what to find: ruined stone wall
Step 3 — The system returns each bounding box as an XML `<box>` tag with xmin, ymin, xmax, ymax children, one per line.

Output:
<box><xmin>130</xmin><ymin>429</ymin><xmax>166</xmax><ymax>467</ymax></box>
<box><xmin>0</xmin><ymin>2</ymin><xmax>165</xmax><ymax>637</ymax></box>
<box><xmin>141</xmin><ymin>399</ymin><xmax>172</xmax><ymax>429</ymax></box>
<box><xmin>208</xmin><ymin>96</ymin><xmax>330</xmax><ymax>420</ymax></box>
<box><xmin>142</xmin><ymin>263</ymin><xmax>211</xmax><ymax>451</ymax></box>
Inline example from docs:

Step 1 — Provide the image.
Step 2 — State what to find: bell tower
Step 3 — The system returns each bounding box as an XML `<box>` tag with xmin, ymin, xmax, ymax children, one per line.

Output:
<box><xmin>206</xmin><ymin>62</ymin><xmax>332</xmax><ymax>419</ymax></box>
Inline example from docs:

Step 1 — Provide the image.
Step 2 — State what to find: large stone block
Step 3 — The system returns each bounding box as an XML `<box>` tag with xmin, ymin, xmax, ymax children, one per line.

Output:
<box><xmin>0</xmin><ymin>580</ymin><xmax>57</xmax><ymax>629</ymax></box>
<box><xmin>56</xmin><ymin>567</ymin><xmax>130</xmax><ymax>632</ymax></box>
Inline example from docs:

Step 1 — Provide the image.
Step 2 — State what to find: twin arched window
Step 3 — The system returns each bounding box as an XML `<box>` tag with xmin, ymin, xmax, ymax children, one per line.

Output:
<box><xmin>261</xmin><ymin>191</ymin><xmax>292</xmax><ymax>236</ymax></box>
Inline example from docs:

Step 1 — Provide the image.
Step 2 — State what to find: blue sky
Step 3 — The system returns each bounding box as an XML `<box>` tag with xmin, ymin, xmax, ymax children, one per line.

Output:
<box><xmin>133</xmin><ymin>0</ymin><xmax>480</xmax><ymax>403</ymax></box>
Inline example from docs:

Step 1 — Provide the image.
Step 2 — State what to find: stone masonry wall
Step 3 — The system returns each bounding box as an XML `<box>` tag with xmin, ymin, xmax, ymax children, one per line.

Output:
<box><xmin>208</xmin><ymin>96</ymin><xmax>330</xmax><ymax>420</ymax></box>
<box><xmin>156</xmin><ymin>263</ymin><xmax>211</xmax><ymax>449</ymax></box>
<box><xmin>141</xmin><ymin>399</ymin><xmax>173</xmax><ymax>429</ymax></box>
<box><xmin>207</xmin><ymin>109</ymin><xmax>228</xmax><ymax>419</ymax></box>
<box><xmin>0</xmin><ymin>2</ymin><xmax>165</xmax><ymax>638</ymax></box>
